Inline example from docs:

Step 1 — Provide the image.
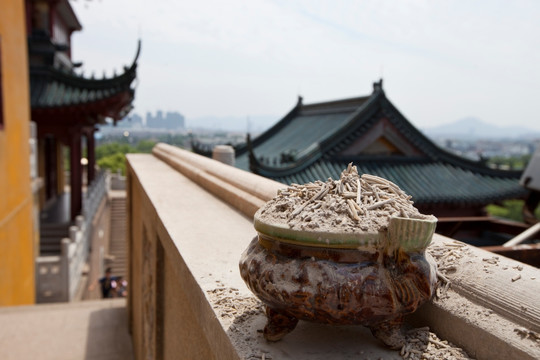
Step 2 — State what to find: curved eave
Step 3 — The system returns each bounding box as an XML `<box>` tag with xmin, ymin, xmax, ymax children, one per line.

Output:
<box><xmin>32</xmin><ymin>90</ymin><xmax>134</xmax><ymax>124</ymax></box>
<box><xmin>30</xmin><ymin>40</ymin><xmax>140</xmax><ymax>114</ymax></box>
<box><xmin>190</xmin><ymin>139</ymin><xmax>214</xmax><ymax>157</ymax></box>
<box><xmin>249</xmin><ymin>143</ymin><xmax>323</xmax><ymax>178</ymax></box>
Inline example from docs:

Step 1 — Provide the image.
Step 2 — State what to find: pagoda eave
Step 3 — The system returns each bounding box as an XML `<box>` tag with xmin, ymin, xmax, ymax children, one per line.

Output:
<box><xmin>32</xmin><ymin>90</ymin><xmax>134</xmax><ymax>125</ymax></box>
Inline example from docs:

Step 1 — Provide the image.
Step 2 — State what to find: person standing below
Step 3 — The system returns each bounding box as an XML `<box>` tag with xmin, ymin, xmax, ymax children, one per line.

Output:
<box><xmin>98</xmin><ymin>267</ymin><xmax>118</xmax><ymax>298</ymax></box>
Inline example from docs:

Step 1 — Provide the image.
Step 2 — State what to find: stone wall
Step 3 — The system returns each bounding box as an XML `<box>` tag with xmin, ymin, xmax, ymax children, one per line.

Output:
<box><xmin>126</xmin><ymin>144</ymin><xmax>540</xmax><ymax>360</ymax></box>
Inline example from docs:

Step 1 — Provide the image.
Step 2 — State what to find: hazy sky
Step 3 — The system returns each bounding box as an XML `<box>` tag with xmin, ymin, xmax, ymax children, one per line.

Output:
<box><xmin>70</xmin><ymin>0</ymin><xmax>540</xmax><ymax>131</ymax></box>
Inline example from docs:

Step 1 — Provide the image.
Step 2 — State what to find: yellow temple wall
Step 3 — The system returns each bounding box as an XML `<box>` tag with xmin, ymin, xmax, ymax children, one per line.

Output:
<box><xmin>0</xmin><ymin>0</ymin><xmax>36</xmax><ymax>305</ymax></box>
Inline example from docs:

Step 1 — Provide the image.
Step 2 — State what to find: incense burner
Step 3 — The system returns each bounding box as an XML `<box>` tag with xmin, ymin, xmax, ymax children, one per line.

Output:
<box><xmin>239</xmin><ymin>215</ymin><xmax>437</xmax><ymax>349</ymax></box>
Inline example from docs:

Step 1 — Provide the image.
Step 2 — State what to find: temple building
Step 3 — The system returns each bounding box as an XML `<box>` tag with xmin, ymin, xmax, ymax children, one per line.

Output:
<box><xmin>225</xmin><ymin>80</ymin><xmax>527</xmax><ymax>221</ymax></box>
<box><xmin>26</xmin><ymin>0</ymin><xmax>139</xmax><ymax>221</ymax></box>
<box><xmin>0</xmin><ymin>0</ymin><xmax>139</xmax><ymax>305</ymax></box>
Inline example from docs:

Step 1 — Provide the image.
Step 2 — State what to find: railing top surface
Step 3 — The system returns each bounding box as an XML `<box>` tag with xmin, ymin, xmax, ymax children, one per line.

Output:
<box><xmin>127</xmin><ymin>153</ymin><xmax>405</xmax><ymax>358</ymax></box>
<box><xmin>36</xmin><ymin>256</ymin><xmax>62</xmax><ymax>263</ymax></box>
<box><xmin>126</xmin><ymin>148</ymin><xmax>540</xmax><ymax>360</ymax></box>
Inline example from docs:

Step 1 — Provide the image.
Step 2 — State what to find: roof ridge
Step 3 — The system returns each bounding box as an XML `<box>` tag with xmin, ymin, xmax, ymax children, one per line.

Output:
<box><xmin>301</xmin><ymin>95</ymin><xmax>370</xmax><ymax>109</ymax></box>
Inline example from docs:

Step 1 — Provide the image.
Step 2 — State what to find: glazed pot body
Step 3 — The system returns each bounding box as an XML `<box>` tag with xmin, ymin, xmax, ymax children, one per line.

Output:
<box><xmin>239</xmin><ymin>235</ymin><xmax>437</xmax><ymax>327</ymax></box>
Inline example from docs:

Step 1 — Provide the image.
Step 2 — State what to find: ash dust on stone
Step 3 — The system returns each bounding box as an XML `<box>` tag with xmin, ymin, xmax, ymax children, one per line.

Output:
<box><xmin>401</xmin><ymin>327</ymin><xmax>473</xmax><ymax>360</ymax></box>
<box><xmin>427</xmin><ymin>240</ymin><xmax>470</xmax><ymax>299</ymax></box>
<box><xmin>207</xmin><ymin>287</ymin><xmax>473</xmax><ymax>359</ymax></box>
<box><xmin>207</xmin><ymin>286</ymin><xmax>271</xmax><ymax>359</ymax></box>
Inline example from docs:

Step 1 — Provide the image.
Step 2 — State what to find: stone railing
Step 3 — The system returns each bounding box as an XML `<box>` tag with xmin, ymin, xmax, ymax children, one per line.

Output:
<box><xmin>126</xmin><ymin>143</ymin><xmax>540</xmax><ymax>360</ymax></box>
<box><xmin>36</xmin><ymin>171</ymin><xmax>109</xmax><ymax>303</ymax></box>
<box><xmin>110</xmin><ymin>170</ymin><xmax>126</xmax><ymax>190</ymax></box>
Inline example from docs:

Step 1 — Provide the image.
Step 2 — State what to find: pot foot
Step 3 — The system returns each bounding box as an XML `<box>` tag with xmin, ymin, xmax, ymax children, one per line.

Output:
<box><xmin>369</xmin><ymin>318</ymin><xmax>405</xmax><ymax>350</ymax></box>
<box><xmin>263</xmin><ymin>307</ymin><xmax>299</xmax><ymax>342</ymax></box>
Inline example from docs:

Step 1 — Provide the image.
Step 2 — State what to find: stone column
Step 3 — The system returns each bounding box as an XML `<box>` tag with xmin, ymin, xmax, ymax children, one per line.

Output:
<box><xmin>69</xmin><ymin>128</ymin><xmax>82</xmax><ymax>220</ymax></box>
<box><xmin>212</xmin><ymin>145</ymin><xmax>235</xmax><ymax>166</ymax></box>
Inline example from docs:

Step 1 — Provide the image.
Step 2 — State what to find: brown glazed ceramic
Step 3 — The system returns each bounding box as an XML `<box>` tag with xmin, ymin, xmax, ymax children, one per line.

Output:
<box><xmin>239</xmin><ymin>217</ymin><xmax>437</xmax><ymax>349</ymax></box>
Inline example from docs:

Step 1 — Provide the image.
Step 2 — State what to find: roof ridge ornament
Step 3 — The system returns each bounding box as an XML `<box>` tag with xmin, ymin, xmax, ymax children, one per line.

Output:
<box><xmin>373</xmin><ymin>78</ymin><xmax>383</xmax><ymax>92</ymax></box>
<box><xmin>130</xmin><ymin>39</ymin><xmax>142</xmax><ymax>70</ymax></box>
<box><xmin>297</xmin><ymin>95</ymin><xmax>303</xmax><ymax>107</ymax></box>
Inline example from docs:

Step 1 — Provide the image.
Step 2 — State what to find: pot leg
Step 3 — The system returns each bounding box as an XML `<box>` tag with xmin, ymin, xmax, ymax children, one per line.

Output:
<box><xmin>368</xmin><ymin>317</ymin><xmax>405</xmax><ymax>350</ymax></box>
<box><xmin>263</xmin><ymin>306</ymin><xmax>299</xmax><ymax>342</ymax></box>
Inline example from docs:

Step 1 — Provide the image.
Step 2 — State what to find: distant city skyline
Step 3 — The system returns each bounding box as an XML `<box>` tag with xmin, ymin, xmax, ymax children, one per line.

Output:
<box><xmin>71</xmin><ymin>0</ymin><xmax>540</xmax><ymax>131</ymax></box>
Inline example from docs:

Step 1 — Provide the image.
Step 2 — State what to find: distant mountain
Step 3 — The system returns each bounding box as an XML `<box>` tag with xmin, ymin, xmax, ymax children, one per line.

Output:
<box><xmin>186</xmin><ymin>115</ymin><xmax>278</xmax><ymax>133</ymax></box>
<box><xmin>422</xmin><ymin>117</ymin><xmax>540</xmax><ymax>140</ymax></box>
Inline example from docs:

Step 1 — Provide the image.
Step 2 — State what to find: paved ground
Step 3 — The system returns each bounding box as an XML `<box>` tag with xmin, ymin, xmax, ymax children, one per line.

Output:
<box><xmin>0</xmin><ymin>299</ymin><xmax>133</xmax><ymax>360</ymax></box>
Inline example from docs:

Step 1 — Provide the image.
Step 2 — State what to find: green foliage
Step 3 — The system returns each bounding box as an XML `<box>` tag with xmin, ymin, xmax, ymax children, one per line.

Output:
<box><xmin>94</xmin><ymin>140</ymin><xmax>157</xmax><ymax>175</ymax></box>
<box><xmin>486</xmin><ymin>199</ymin><xmax>540</xmax><ymax>222</ymax></box>
<box><xmin>95</xmin><ymin>143</ymin><xmax>134</xmax><ymax>159</ymax></box>
<box><xmin>97</xmin><ymin>152</ymin><xmax>128</xmax><ymax>175</ymax></box>
<box><xmin>486</xmin><ymin>200</ymin><xmax>525</xmax><ymax>222</ymax></box>
<box><xmin>487</xmin><ymin>154</ymin><xmax>532</xmax><ymax>170</ymax></box>
<box><xmin>135</xmin><ymin>139</ymin><xmax>157</xmax><ymax>153</ymax></box>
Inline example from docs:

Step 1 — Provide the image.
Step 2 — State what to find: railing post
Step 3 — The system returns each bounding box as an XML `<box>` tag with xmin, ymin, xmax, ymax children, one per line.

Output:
<box><xmin>61</xmin><ymin>238</ymin><xmax>71</xmax><ymax>302</ymax></box>
<box><xmin>75</xmin><ymin>215</ymin><xmax>84</xmax><ymax>232</ymax></box>
<box><xmin>99</xmin><ymin>245</ymin><xmax>104</xmax><ymax>283</ymax></box>
<box><xmin>69</xmin><ymin>225</ymin><xmax>78</xmax><ymax>243</ymax></box>
<box><xmin>212</xmin><ymin>145</ymin><xmax>235</xmax><ymax>166</ymax></box>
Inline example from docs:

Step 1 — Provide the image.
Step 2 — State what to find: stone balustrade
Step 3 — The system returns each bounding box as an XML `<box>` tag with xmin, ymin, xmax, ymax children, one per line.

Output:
<box><xmin>127</xmin><ymin>143</ymin><xmax>540</xmax><ymax>360</ymax></box>
<box><xmin>36</xmin><ymin>170</ymin><xmax>109</xmax><ymax>303</ymax></box>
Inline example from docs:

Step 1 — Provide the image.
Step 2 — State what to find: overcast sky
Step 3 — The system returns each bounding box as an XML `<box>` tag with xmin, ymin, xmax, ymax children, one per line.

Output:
<box><xmin>70</xmin><ymin>0</ymin><xmax>540</xmax><ymax>131</ymax></box>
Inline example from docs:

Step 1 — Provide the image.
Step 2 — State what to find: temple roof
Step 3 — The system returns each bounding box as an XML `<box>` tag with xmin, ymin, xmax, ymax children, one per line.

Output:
<box><xmin>30</xmin><ymin>41</ymin><xmax>140</xmax><ymax>123</ymax></box>
<box><xmin>235</xmin><ymin>80</ymin><xmax>527</xmax><ymax>207</ymax></box>
<box><xmin>260</xmin><ymin>158</ymin><xmax>525</xmax><ymax>207</ymax></box>
<box><xmin>57</xmin><ymin>0</ymin><xmax>83</xmax><ymax>32</ymax></box>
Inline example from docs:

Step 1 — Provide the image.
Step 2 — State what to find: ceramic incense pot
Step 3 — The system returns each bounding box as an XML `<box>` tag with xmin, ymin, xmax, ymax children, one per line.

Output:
<box><xmin>239</xmin><ymin>215</ymin><xmax>437</xmax><ymax>349</ymax></box>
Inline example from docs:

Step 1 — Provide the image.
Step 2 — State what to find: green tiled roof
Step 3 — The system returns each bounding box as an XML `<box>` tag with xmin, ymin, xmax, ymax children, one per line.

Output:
<box><xmin>264</xmin><ymin>158</ymin><xmax>525</xmax><ymax>206</ymax></box>
<box><xmin>235</xmin><ymin>95</ymin><xmax>369</xmax><ymax>170</ymax></box>
<box><xmin>235</xmin><ymin>80</ymin><xmax>526</xmax><ymax>207</ymax></box>
<box><xmin>30</xmin><ymin>42</ymin><xmax>139</xmax><ymax>120</ymax></box>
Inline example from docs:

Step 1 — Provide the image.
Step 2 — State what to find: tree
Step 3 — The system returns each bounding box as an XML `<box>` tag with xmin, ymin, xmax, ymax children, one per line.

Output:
<box><xmin>486</xmin><ymin>199</ymin><xmax>540</xmax><ymax>222</ymax></box>
<box><xmin>97</xmin><ymin>152</ymin><xmax>128</xmax><ymax>175</ymax></box>
<box><xmin>135</xmin><ymin>140</ymin><xmax>156</xmax><ymax>153</ymax></box>
<box><xmin>94</xmin><ymin>140</ymin><xmax>158</xmax><ymax>175</ymax></box>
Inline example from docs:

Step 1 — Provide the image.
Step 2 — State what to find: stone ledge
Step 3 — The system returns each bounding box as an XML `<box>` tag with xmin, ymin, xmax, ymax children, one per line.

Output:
<box><xmin>127</xmin><ymin>147</ymin><xmax>540</xmax><ymax>360</ymax></box>
<box><xmin>127</xmin><ymin>153</ymin><xmax>403</xmax><ymax>359</ymax></box>
<box><xmin>153</xmin><ymin>143</ymin><xmax>283</xmax><ymax>218</ymax></box>
<box><xmin>411</xmin><ymin>235</ymin><xmax>540</xmax><ymax>359</ymax></box>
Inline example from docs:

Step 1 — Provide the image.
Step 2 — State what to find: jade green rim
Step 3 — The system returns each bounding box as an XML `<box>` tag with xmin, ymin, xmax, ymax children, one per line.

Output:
<box><xmin>253</xmin><ymin>215</ymin><xmax>437</xmax><ymax>251</ymax></box>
